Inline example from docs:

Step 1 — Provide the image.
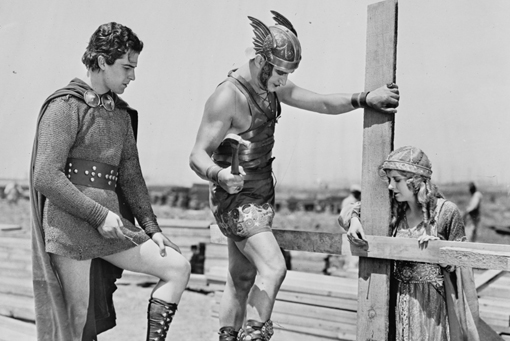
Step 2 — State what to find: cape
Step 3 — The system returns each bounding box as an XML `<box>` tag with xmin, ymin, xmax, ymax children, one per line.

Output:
<box><xmin>29</xmin><ymin>78</ymin><xmax>138</xmax><ymax>341</ymax></box>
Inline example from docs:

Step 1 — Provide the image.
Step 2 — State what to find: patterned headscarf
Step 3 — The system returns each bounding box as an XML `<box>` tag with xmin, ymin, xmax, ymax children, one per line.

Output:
<box><xmin>379</xmin><ymin>146</ymin><xmax>432</xmax><ymax>179</ymax></box>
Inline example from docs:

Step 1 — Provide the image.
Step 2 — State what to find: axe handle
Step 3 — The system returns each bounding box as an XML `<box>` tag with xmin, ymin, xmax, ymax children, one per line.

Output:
<box><xmin>231</xmin><ymin>145</ymin><xmax>240</xmax><ymax>175</ymax></box>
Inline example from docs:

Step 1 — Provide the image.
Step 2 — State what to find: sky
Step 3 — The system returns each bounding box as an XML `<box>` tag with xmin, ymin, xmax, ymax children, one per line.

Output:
<box><xmin>1</xmin><ymin>0</ymin><xmax>509</xmax><ymax>191</ymax></box>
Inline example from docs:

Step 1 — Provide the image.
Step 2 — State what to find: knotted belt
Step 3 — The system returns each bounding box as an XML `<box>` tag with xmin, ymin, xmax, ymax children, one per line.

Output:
<box><xmin>65</xmin><ymin>157</ymin><xmax>119</xmax><ymax>191</ymax></box>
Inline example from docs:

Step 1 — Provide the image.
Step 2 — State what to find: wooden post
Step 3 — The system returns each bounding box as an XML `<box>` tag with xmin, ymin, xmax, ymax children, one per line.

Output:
<box><xmin>358</xmin><ymin>0</ymin><xmax>398</xmax><ymax>340</ymax></box>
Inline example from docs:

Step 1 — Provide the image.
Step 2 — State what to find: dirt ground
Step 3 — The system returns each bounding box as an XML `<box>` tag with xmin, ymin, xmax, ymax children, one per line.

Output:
<box><xmin>101</xmin><ymin>284</ymin><xmax>217</xmax><ymax>341</ymax></box>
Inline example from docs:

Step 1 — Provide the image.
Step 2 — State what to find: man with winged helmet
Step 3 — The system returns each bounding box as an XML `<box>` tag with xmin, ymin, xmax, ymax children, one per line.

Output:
<box><xmin>190</xmin><ymin>10</ymin><xmax>399</xmax><ymax>340</ymax></box>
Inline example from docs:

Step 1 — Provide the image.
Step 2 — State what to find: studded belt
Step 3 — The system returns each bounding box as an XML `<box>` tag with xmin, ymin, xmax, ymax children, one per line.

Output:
<box><xmin>65</xmin><ymin>158</ymin><xmax>119</xmax><ymax>191</ymax></box>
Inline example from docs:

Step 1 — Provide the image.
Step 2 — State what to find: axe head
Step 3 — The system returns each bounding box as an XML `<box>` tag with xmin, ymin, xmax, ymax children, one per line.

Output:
<box><xmin>222</xmin><ymin>133</ymin><xmax>251</xmax><ymax>148</ymax></box>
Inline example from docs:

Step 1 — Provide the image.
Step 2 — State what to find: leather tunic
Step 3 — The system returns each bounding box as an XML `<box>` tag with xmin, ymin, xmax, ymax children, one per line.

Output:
<box><xmin>210</xmin><ymin>71</ymin><xmax>281</xmax><ymax>240</ymax></box>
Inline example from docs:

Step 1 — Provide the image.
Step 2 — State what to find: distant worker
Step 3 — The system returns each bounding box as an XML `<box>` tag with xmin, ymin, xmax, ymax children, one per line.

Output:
<box><xmin>341</xmin><ymin>184</ymin><xmax>361</xmax><ymax>210</ymax></box>
<box><xmin>463</xmin><ymin>181</ymin><xmax>483</xmax><ymax>242</ymax></box>
<box><xmin>4</xmin><ymin>181</ymin><xmax>23</xmax><ymax>205</ymax></box>
<box><xmin>190</xmin><ymin>243</ymin><xmax>206</xmax><ymax>274</ymax></box>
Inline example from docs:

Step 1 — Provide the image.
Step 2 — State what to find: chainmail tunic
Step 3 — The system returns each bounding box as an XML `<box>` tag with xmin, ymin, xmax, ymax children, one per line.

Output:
<box><xmin>33</xmin><ymin>79</ymin><xmax>158</xmax><ymax>260</ymax></box>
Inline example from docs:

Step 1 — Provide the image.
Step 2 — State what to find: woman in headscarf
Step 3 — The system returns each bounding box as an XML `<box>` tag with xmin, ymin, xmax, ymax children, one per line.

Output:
<box><xmin>338</xmin><ymin>146</ymin><xmax>502</xmax><ymax>341</ymax></box>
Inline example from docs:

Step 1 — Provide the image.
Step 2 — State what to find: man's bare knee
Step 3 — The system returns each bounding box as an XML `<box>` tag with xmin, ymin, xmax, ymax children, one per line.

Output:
<box><xmin>160</xmin><ymin>254</ymin><xmax>191</xmax><ymax>282</ymax></box>
<box><xmin>230</xmin><ymin>267</ymin><xmax>257</xmax><ymax>292</ymax></box>
<box><xmin>259</xmin><ymin>260</ymin><xmax>287</xmax><ymax>286</ymax></box>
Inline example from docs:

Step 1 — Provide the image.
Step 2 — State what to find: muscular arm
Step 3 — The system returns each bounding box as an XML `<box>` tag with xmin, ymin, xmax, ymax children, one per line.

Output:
<box><xmin>189</xmin><ymin>84</ymin><xmax>238</xmax><ymax>180</ymax></box>
<box><xmin>276</xmin><ymin>80</ymin><xmax>399</xmax><ymax>115</ymax></box>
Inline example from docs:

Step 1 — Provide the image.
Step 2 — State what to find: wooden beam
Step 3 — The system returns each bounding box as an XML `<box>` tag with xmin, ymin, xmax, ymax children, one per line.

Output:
<box><xmin>475</xmin><ymin>270</ymin><xmax>505</xmax><ymax>292</ymax></box>
<box><xmin>211</xmin><ymin>225</ymin><xmax>510</xmax><ymax>271</ymax></box>
<box><xmin>358</xmin><ymin>0</ymin><xmax>398</xmax><ymax>339</ymax></box>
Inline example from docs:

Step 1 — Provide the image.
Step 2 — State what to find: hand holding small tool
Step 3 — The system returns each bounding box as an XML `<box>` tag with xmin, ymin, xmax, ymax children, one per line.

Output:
<box><xmin>219</xmin><ymin>133</ymin><xmax>251</xmax><ymax>194</ymax></box>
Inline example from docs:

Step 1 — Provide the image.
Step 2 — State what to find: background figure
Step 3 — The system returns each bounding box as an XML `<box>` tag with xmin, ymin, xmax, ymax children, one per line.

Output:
<box><xmin>463</xmin><ymin>181</ymin><xmax>483</xmax><ymax>242</ymax></box>
<box><xmin>190</xmin><ymin>243</ymin><xmax>206</xmax><ymax>274</ymax></box>
<box><xmin>341</xmin><ymin>184</ymin><xmax>361</xmax><ymax>210</ymax></box>
<box><xmin>189</xmin><ymin>10</ymin><xmax>399</xmax><ymax>341</ymax></box>
<box><xmin>4</xmin><ymin>181</ymin><xmax>23</xmax><ymax>205</ymax></box>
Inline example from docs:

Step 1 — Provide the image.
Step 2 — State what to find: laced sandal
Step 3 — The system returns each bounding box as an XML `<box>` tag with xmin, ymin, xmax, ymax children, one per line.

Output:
<box><xmin>219</xmin><ymin>326</ymin><xmax>239</xmax><ymax>341</ymax></box>
<box><xmin>237</xmin><ymin>320</ymin><xmax>274</xmax><ymax>341</ymax></box>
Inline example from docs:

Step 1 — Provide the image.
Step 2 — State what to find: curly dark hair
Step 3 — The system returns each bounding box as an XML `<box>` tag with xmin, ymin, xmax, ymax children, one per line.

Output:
<box><xmin>82</xmin><ymin>22</ymin><xmax>143</xmax><ymax>72</ymax></box>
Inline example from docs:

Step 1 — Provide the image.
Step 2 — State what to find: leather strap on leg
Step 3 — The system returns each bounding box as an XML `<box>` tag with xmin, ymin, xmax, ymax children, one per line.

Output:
<box><xmin>146</xmin><ymin>297</ymin><xmax>178</xmax><ymax>341</ymax></box>
<box><xmin>237</xmin><ymin>320</ymin><xmax>274</xmax><ymax>341</ymax></box>
<box><xmin>219</xmin><ymin>326</ymin><xmax>239</xmax><ymax>341</ymax></box>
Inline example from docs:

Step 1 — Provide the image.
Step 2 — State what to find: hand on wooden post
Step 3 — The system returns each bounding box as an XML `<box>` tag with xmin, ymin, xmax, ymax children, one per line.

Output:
<box><xmin>417</xmin><ymin>234</ymin><xmax>439</xmax><ymax>250</ymax></box>
<box><xmin>346</xmin><ymin>216</ymin><xmax>369</xmax><ymax>250</ymax></box>
<box><xmin>366</xmin><ymin>83</ymin><xmax>400</xmax><ymax>114</ymax></box>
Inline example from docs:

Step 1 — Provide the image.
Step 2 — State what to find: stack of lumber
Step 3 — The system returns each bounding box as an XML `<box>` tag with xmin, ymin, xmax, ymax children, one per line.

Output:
<box><xmin>206</xmin><ymin>265</ymin><xmax>510</xmax><ymax>341</ymax></box>
<box><xmin>207</xmin><ymin>266</ymin><xmax>358</xmax><ymax>341</ymax></box>
<box><xmin>118</xmin><ymin>218</ymin><xmax>212</xmax><ymax>289</ymax></box>
<box><xmin>0</xmin><ymin>219</ymin><xmax>214</xmax><ymax>340</ymax></box>
<box><xmin>205</xmin><ymin>242</ymin><xmax>356</xmax><ymax>277</ymax></box>
<box><xmin>0</xmin><ymin>231</ymin><xmax>36</xmax><ymax>340</ymax></box>
<box><xmin>476</xmin><ymin>270</ymin><xmax>510</xmax><ymax>337</ymax></box>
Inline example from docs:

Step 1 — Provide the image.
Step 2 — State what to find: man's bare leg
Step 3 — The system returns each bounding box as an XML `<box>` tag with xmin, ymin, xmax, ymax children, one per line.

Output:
<box><xmin>219</xmin><ymin>238</ymin><xmax>257</xmax><ymax>338</ymax></box>
<box><xmin>50</xmin><ymin>254</ymin><xmax>92</xmax><ymax>341</ymax></box>
<box><xmin>237</xmin><ymin>231</ymin><xmax>287</xmax><ymax>322</ymax></box>
<box><xmin>102</xmin><ymin>240</ymin><xmax>191</xmax><ymax>340</ymax></box>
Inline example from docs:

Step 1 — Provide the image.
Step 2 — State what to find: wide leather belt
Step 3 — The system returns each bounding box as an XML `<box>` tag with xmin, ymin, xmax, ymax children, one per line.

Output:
<box><xmin>65</xmin><ymin>158</ymin><xmax>119</xmax><ymax>191</ymax></box>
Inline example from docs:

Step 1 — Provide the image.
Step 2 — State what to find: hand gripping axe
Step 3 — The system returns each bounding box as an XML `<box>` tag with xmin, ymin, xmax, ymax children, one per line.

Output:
<box><xmin>222</xmin><ymin>134</ymin><xmax>251</xmax><ymax>175</ymax></box>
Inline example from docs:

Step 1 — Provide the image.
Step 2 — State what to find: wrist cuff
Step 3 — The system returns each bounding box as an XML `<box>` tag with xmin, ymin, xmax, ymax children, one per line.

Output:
<box><xmin>360</xmin><ymin>91</ymin><xmax>370</xmax><ymax>108</ymax></box>
<box><xmin>351</xmin><ymin>92</ymin><xmax>370</xmax><ymax>109</ymax></box>
<box><xmin>139</xmin><ymin>217</ymin><xmax>162</xmax><ymax>237</ymax></box>
<box><xmin>206</xmin><ymin>164</ymin><xmax>223</xmax><ymax>184</ymax></box>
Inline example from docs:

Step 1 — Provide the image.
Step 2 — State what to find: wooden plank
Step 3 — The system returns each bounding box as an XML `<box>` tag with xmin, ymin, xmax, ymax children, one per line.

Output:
<box><xmin>0</xmin><ymin>224</ymin><xmax>22</xmax><ymax>232</ymax></box>
<box><xmin>0</xmin><ymin>315</ymin><xmax>36</xmax><ymax>341</ymax></box>
<box><xmin>212</xmin><ymin>225</ymin><xmax>510</xmax><ymax>270</ymax></box>
<box><xmin>212</xmin><ymin>301</ymin><xmax>356</xmax><ymax>340</ymax></box>
<box><xmin>206</xmin><ymin>267</ymin><xmax>358</xmax><ymax>300</ymax></box>
<box><xmin>441</xmin><ymin>247</ymin><xmax>510</xmax><ymax>271</ymax></box>
<box><xmin>212</xmin><ymin>293</ymin><xmax>357</xmax><ymax>340</ymax></box>
<box><xmin>0</xmin><ymin>276</ymin><xmax>34</xmax><ymax>297</ymax></box>
<box><xmin>0</xmin><ymin>236</ymin><xmax>31</xmax><ymax>249</ymax></box>
<box><xmin>0</xmin><ymin>292</ymin><xmax>35</xmax><ymax>321</ymax></box>
<box><xmin>356</xmin><ymin>237</ymin><xmax>510</xmax><ymax>271</ymax></box>
<box><xmin>358</xmin><ymin>0</ymin><xmax>398</xmax><ymax>339</ymax></box>
<box><xmin>157</xmin><ymin>218</ymin><xmax>211</xmax><ymax>229</ymax></box>
<box><xmin>276</xmin><ymin>291</ymin><xmax>358</xmax><ymax>312</ymax></box>
<box><xmin>475</xmin><ymin>270</ymin><xmax>505</xmax><ymax>292</ymax></box>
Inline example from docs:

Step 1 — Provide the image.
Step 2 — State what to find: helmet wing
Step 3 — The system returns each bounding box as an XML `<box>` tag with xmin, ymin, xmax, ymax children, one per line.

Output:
<box><xmin>271</xmin><ymin>10</ymin><xmax>298</xmax><ymax>37</ymax></box>
<box><xmin>248</xmin><ymin>16</ymin><xmax>274</xmax><ymax>56</ymax></box>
